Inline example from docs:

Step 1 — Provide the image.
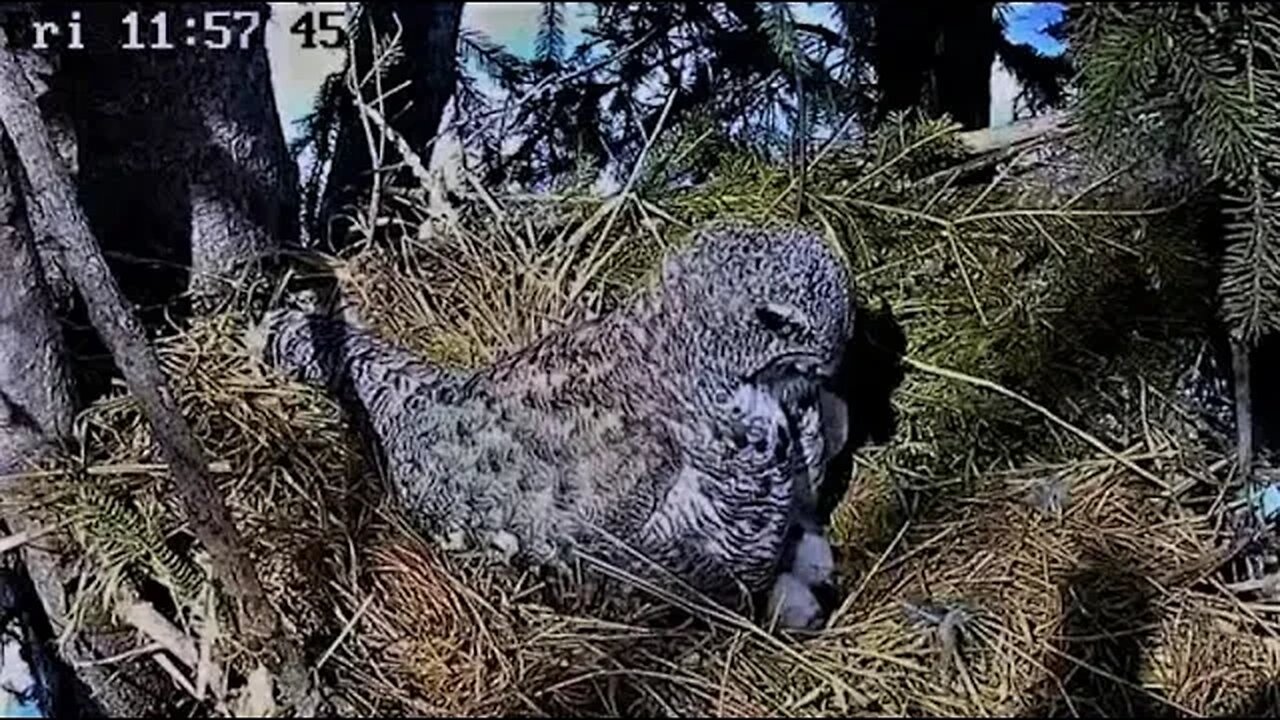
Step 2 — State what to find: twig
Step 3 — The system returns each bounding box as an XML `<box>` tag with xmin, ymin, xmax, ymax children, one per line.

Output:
<box><xmin>840</xmin><ymin>123</ymin><xmax>961</xmax><ymax>199</ymax></box>
<box><xmin>1230</xmin><ymin>336</ymin><xmax>1255</xmax><ymax>490</ymax></box>
<box><xmin>71</xmin><ymin>642</ymin><xmax>164</xmax><ymax>669</ymax></box>
<box><xmin>956</xmin><ymin>110</ymin><xmax>1070</xmax><ymax>155</ymax></box>
<box><xmin>120</xmin><ymin>597</ymin><xmax>235</xmax><ymax>713</ymax></box>
<box><xmin>349</xmin><ymin>10</ymin><xmax>418</xmax><ymax>235</ymax></box>
<box><xmin>915</xmin><ymin>111</ymin><xmax>1075</xmax><ymax>190</ymax></box>
<box><xmin>313</xmin><ymin>593</ymin><xmax>375</xmax><ymax>673</ymax></box>
<box><xmin>766</xmin><ymin>110</ymin><xmax>862</xmax><ymax>214</ymax></box>
<box><xmin>1222</xmin><ymin>571</ymin><xmax>1280</xmax><ymax>595</ymax></box>
<box><xmin>956</xmin><ymin>205</ymin><xmax>1181</xmax><ymax>224</ymax></box>
<box><xmin>0</xmin><ymin>522</ymin><xmax>63</xmax><ymax>554</ymax></box>
<box><xmin>194</xmin><ymin>583</ymin><xmax>218</xmax><ymax>702</ymax></box>
<box><xmin>945</xmin><ymin>227</ymin><xmax>988</xmax><ymax>326</ymax></box>
<box><xmin>120</xmin><ymin>601</ymin><xmax>217</xmax><ymax>684</ymax></box>
<box><xmin>152</xmin><ymin>651</ymin><xmax>200</xmax><ymax>699</ymax></box>
<box><xmin>566</xmin><ymin>87</ymin><xmax>680</xmax><ymax>305</ymax></box>
<box><xmin>349</xmin><ymin>81</ymin><xmax>432</xmax><ymax>189</ymax></box>
<box><xmin>794</xmin><ymin>63</ymin><xmax>808</xmax><ymax>220</ymax></box>
<box><xmin>449</xmin><ymin>29</ymin><xmax>660</xmax><ymax>153</ymax></box>
<box><xmin>905</xmin><ymin>357</ymin><xmax>1177</xmax><ymax>493</ymax></box>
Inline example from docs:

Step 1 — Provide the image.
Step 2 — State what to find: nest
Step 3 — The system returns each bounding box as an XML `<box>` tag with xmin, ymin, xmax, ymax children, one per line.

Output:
<box><xmin>13</xmin><ymin>118</ymin><xmax>1280</xmax><ymax>716</ymax></box>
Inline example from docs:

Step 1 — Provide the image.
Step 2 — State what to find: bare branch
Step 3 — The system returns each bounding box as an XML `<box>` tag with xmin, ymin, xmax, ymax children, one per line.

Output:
<box><xmin>0</xmin><ymin>36</ymin><xmax>276</xmax><ymax>644</ymax></box>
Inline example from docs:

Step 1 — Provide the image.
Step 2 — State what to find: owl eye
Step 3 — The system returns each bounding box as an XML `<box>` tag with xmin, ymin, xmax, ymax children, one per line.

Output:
<box><xmin>756</xmin><ymin>304</ymin><xmax>805</xmax><ymax>338</ymax></box>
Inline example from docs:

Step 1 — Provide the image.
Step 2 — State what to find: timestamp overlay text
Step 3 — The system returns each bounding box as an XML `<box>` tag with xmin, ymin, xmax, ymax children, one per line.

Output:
<box><xmin>0</xmin><ymin>7</ymin><xmax>348</xmax><ymax>52</ymax></box>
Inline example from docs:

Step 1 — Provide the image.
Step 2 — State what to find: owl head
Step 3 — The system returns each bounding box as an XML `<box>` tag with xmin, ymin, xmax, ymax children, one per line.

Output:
<box><xmin>658</xmin><ymin>223</ymin><xmax>855</xmax><ymax>386</ymax></box>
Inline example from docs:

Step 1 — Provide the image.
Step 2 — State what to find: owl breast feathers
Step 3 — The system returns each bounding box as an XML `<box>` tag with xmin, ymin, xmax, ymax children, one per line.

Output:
<box><xmin>260</xmin><ymin>223</ymin><xmax>856</xmax><ymax>608</ymax></box>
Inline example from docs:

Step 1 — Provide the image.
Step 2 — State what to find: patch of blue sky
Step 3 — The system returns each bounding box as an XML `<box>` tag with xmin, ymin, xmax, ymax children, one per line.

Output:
<box><xmin>461</xmin><ymin>2</ymin><xmax>594</xmax><ymax>60</ymax></box>
<box><xmin>268</xmin><ymin>2</ymin><xmax>1072</xmax><ymax>154</ymax></box>
<box><xmin>1003</xmin><ymin>2</ymin><xmax>1065</xmax><ymax>56</ymax></box>
<box><xmin>6</xmin><ymin>698</ymin><xmax>42</xmax><ymax>718</ymax></box>
<box><xmin>790</xmin><ymin>2</ymin><xmax>838</xmax><ymax>29</ymax></box>
<box><xmin>470</xmin><ymin>3</ymin><xmax>1069</xmax><ymax>61</ymax></box>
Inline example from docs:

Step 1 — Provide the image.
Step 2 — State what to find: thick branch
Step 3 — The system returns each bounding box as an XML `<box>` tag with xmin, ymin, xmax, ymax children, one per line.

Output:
<box><xmin>914</xmin><ymin>110</ymin><xmax>1073</xmax><ymax>189</ymax></box>
<box><xmin>0</xmin><ymin>40</ymin><xmax>276</xmax><ymax>643</ymax></box>
<box><xmin>955</xmin><ymin>109</ymin><xmax>1070</xmax><ymax>156</ymax></box>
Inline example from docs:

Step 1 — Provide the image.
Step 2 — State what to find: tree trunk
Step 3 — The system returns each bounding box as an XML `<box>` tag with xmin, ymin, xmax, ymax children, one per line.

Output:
<box><xmin>2</xmin><ymin>124</ymin><xmax>172</xmax><ymax>719</ymax></box>
<box><xmin>62</xmin><ymin>2</ymin><xmax>298</xmax><ymax>315</ymax></box>
<box><xmin>5</xmin><ymin>12</ymin><xmax>322</xmax><ymax>708</ymax></box>
<box><xmin>0</xmin><ymin>26</ymin><xmax>286</xmax><ymax>658</ymax></box>
<box><xmin>2</xmin><ymin>40</ymin><xmax>76</xmax><ymax>311</ymax></box>
<box><xmin>182</xmin><ymin>4</ymin><xmax>299</xmax><ymax>309</ymax></box>
<box><xmin>0</xmin><ymin>133</ymin><xmax>73</xmax><ymax>465</ymax></box>
<box><xmin>317</xmin><ymin>3</ymin><xmax>464</xmax><ymax>247</ymax></box>
<box><xmin>873</xmin><ymin>2</ymin><xmax>999</xmax><ymax>130</ymax></box>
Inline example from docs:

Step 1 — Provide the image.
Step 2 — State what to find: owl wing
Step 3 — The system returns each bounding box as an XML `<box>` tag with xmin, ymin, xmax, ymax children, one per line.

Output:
<box><xmin>259</xmin><ymin>309</ymin><xmax>467</xmax><ymax>438</ymax></box>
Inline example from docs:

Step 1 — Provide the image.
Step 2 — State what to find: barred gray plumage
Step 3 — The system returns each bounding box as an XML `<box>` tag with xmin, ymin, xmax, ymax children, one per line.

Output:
<box><xmin>257</xmin><ymin>223</ymin><xmax>855</xmax><ymax>626</ymax></box>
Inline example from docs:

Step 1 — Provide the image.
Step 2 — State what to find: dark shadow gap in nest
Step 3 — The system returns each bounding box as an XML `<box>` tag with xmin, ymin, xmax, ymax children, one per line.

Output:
<box><xmin>1027</xmin><ymin>548</ymin><xmax>1170</xmax><ymax>718</ymax></box>
<box><xmin>817</xmin><ymin>298</ymin><xmax>907</xmax><ymax>527</ymax></box>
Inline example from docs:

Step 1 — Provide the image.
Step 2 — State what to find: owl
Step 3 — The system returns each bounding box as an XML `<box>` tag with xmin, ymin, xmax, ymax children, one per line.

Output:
<box><xmin>258</xmin><ymin>223</ymin><xmax>856</xmax><ymax>627</ymax></box>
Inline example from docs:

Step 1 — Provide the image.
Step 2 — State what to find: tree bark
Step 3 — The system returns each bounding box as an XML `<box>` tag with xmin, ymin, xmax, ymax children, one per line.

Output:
<box><xmin>0</xmin><ymin>132</ymin><xmax>73</xmax><ymax>464</ymax></box>
<box><xmin>317</xmin><ymin>3</ymin><xmax>464</xmax><ymax>247</ymax></box>
<box><xmin>2</xmin><ymin>122</ymin><xmax>171</xmax><ymax>719</ymax></box>
<box><xmin>0</xmin><ymin>31</ymin><xmax>280</xmax><ymax>648</ymax></box>
<box><xmin>1</xmin><ymin>40</ymin><xmax>76</xmax><ymax>311</ymax></box>
<box><xmin>183</xmin><ymin>5</ymin><xmax>299</xmax><ymax>309</ymax></box>
<box><xmin>62</xmin><ymin>2</ymin><xmax>298</xmax><ymax>314</ymax></box>
<box><xmin>0</xmin><ymin>128</ymin><xmax>80</xmax><ymax>718</ymax></box>
<box><xmin>873</xmin><ymin>2</ymin><xmax>999</xmax><ymax>130</ymax></box>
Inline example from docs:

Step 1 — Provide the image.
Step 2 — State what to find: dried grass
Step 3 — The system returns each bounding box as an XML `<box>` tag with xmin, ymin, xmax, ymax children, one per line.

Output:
<box><xmin>9</xmin><ymin>121</ymin><xmax>1280</xmax><ymax>717</ymax></box>
<box><xmin>19</xmin><ymin>255</ymin><xmax>1268</xmax><ymax>718</ymax></box>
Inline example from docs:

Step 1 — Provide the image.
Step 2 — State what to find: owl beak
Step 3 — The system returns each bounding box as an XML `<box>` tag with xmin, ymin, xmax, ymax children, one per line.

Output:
<box><xmin>813</xmin><ymin>359</ymin><xmax>840</xmax><ymax>379</ymax></box>
<box><xmin>772</xmin><ymin>351</ymin><xmax>835</xmax><ymax>378</ymax></box>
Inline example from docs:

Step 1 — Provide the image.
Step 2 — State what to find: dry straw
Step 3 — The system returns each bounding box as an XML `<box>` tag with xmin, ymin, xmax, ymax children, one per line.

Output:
<box><xmin>10</xmin><ymin>114</ymin><xmax>1280</xmax><ymax>716</ymax></box>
